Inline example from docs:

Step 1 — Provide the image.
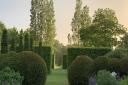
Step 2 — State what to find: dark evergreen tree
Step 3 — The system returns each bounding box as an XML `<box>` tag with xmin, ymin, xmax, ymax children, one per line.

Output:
<box><xmin>24</xmin><ymin>33</ymin><xmax>30</xmax><ymax>51</ymax></box>
<box><xmin>1</xmin><ymin>29</ymin><xmax>8</xmax><ymax>53</ymax></box>
<box><xmin>38</xmin><ymin>41</ymin><xmax>42</xmax><ymax>55</ymax></box>
<box><xmin>10</xmin><ymin>38</ymin><xmax>16</xmax><ymax>51</ymax></box>
<box><xmin>18</xmin><ymin>29</ymin><xmax>24</xmax><ymax>52</ymax></box>
<box><xmin>30</xmin><ymin>35</ymin><xmax>33</xmax><ymax>51</ymax></box>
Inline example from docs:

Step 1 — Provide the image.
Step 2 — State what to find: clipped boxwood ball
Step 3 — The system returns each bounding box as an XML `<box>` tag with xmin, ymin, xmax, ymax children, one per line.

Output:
<box><xmin>94</xmin><ymin>56</ymin><xmax>109</xmax><ymax>72</ymax></box>
<box><xmin>68</xmin><ymin>56</ymin><xmax>94</xmax><ymax>85</ymax></box>
<box><xmin>120</xmin><ymin>57</ymin><xmax>128</xmax><ymax>75</ymax></box>
<box><xmin>17</xmin><ymin>51</ymin><xmax>47</xmax><ymax>85</ymax></box>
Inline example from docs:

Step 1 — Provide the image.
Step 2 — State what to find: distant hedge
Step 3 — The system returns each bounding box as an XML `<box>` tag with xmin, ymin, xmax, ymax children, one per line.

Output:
<box><xmin>63</xmin><ymin>55</ymin><xmax>68</xmax><ymax>69</ymax></box>
<box><xmin>34</xmin><ymin>46</ymin><xmax>52</xmax><ymax>74</ymax></box>
<box><xmin>67</xmin><ymin>47</ymin><xmax>111</xmax><ymax>66</ymax></box>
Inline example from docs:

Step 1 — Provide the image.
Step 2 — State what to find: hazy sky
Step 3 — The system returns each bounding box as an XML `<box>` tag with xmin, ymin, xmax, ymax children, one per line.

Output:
<box><xmin>0</xmin><ymin>0</ymin><xmax>128</xmax><ymax>45</ymax></box>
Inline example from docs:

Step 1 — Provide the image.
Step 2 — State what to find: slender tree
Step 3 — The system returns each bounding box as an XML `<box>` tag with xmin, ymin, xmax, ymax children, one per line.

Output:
<box><xmin>71</xmin><ymin>0</ymin><xmax>82</xmax><ymax>45</ymax></box>
<box><xmin>18</xmin><ymin>29</ymin><xmax>24</xmax><ymax>52</ymax></box>
<box><xmin>30</xmin><ymin>0</ymin><xmax>39</xmax><ymax>43</ymax></box>
<box><xmin>8</xmin><ymin>27</ymin><xmax>18</xmax><ymax>51</ymax></box>
<box><xmin>24</xmin><ymin>33</ymin><xmax>30</xmax><ymax>51</ymax></box>
<box><xmin>1</xmin><ymin>29</ymin><xmax>8</xmax><ymax>53</ymax></box>
<box><xmin>0</xmin><ymin>21</ymin><xmax>5</xmax><ymax>41</ymax></box>
<box><xmin>43</xmin><ymin>0</ymin><xmax>56</xmax><ymax>46</ymax></box>
<box><xmin>10</xmin><ymin>38</ymin><xmax>16</xmax><ymax>51</ymax></box>
<box><xmin>30</xmin><ymin>0</ymin><xmax>56</xmax><ymax>46</ymax></box>
<box><xmin>30</xmin><ymin>35</ymin><xmax>33</xmax><ymax>51</ymax></box>
<box><xmin>80</xmin><ymin>6</ymin><xmax>91</xmax><ymax>29</ymax></box>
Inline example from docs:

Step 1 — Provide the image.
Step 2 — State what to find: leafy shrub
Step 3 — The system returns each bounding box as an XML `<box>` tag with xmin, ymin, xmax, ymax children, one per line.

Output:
<box><xmin>67</xmin><ymin>47</ymin><xmax>111</xmax><ymax>66</ymax></box>
<box><xmin>68</xmin><ymin>56</ymin><xmax>94</xmax><ymax>85</ymax></box>
<box><xmin>94</xmin><ymin>56</ymin><xmax>109</xmax><ymax>72</ymax></box>
<box><xmin>0</xmin><ymin>67</ymin><xmax>23</xmax><ymax>85</ymax></box>
<box><xmin>105</xmin><ymin>49</ymin><xmax>128</xmax><ymax>58</ymax></box>
<box><xmin>120</xmin><ymin>76</ymin><xmax>128</xmax><ymax>85</ymax></box>
<box><xmin>97</xmin><ymin>70</ymin><xmax>118</xmax><ymax>85</ymax></box>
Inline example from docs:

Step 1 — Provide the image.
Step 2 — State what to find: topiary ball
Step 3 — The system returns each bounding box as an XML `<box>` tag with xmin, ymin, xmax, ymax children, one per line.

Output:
<box><xmin>68</xmin><ymin>56</ymin><xmax>94</xmax><ymax>85</ymax></box>
<box><xmin>17</xmin><ymin>51</ymin><xmax>47</xmax><ymax>85</ymax></box>
<box><xmin>94</xmin><ymin>56</ymin><xmax>109</xmax><ymax>72</ymax></box>
<box><xmin>120</xmin><ymin>57</ymin><xmax>128</xmax><ymax>76</ymax></box>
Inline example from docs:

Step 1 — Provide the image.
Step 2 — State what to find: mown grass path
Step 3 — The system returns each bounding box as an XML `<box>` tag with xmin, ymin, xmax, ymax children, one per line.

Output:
<box><xmin>46</xmin><ymin>69</ymin><xmax>68</xmax><ymax>85</ymax></box>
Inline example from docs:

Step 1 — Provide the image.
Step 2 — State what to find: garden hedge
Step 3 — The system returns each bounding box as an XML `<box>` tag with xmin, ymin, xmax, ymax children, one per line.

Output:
<box><xmin>34</xmin><ymin>46</ymin><xmax>52</xmax><ymax>74</ymax></box>
<box><xmin>104</xmin><ymin>48</ymin><xmax>128</xmax><ymax>58</ymax></box>
<box><xmin>63</xmin><ymin>55</ymin><xmax>68</xmax><ymax>69</ymax></box>
<box><xmin>67</xmin><ymin>47</ymin><xmax>111</xmax><ymax>66</ymax></box>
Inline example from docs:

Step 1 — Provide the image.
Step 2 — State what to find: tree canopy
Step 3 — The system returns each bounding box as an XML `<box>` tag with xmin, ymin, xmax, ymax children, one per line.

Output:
<box><xmin>80</xmin><ymin>8</ymin><xmax>126</xmax><ymax>47</ymax></box>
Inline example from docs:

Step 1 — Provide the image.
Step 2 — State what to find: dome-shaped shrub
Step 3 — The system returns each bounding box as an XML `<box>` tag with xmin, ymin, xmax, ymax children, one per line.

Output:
<box><xmin>94</xmin><ymin>56</ymin><xmax>109</xmax><ymax>72</ymax></box>
<box><xmin>16</xmin><ymin>51</ymin><xmax>47</xmax><ymax>85</ymax></box>
<box><xmin>68</xmin><ymin>56</ymin><xmax>94</xmax><ymax>85</ymax></box>
<box><xmin>120</xmin><ymin>57</ymin><xmax>128</xmax><ymax>75</ymax></box>
<box><xmin>108</xmin><ymin>58</ymin><xmax>120</xmax><ymax>73</ymax></box>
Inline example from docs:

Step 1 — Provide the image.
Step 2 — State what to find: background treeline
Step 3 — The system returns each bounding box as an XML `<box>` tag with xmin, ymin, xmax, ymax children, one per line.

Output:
<box><xmin>68</xmin><ymin>0</ymin><xmax>127</xmax><ymax>48</ymax></box>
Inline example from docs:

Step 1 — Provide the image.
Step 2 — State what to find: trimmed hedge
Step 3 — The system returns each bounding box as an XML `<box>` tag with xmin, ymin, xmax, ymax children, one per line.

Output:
<box><xmin>105</xmin><ymin>49</ymin><xmax>128</xmax><ymax>58</ymax></box>
<box><xmin>67</xmin><ymin>47</ymin><xmax>111</xmax><ymax>66</ymax></box>
<box><xmin>34</xmin><ymin>46</ymin><xmax>52</xmax><ymax>74</ymax></box>
<box><xmin>63</xmin><ymin>55</ymin><xmax>68</xmax><ymax>69</ymax></box>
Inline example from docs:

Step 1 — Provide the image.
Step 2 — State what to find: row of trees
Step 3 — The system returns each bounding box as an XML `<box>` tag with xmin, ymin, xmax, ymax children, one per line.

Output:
<box><xmin>0</xmin><ymin>0</ymin><xmax>57</xmax><ymax>52</ymax></box>
<box><xmin>0</xmin><ymin>25</ymin><xmax>34</xmax><ymax>53</ymax></box>
<box><xmin>68</xmin><ymin>0</ymin><xmax>127</xmax><ymax>48</ymax></box>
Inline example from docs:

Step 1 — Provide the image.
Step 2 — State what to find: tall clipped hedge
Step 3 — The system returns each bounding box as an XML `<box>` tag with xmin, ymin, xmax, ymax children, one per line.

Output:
<box><xmin>63</xmin><ymin>55</ymin><xmax>67</xmax><ymax>69</ymax></box>
<box><xmin>34</xmin><ymin>46</ymin><xmax>52</xmax><ymax>74</ymax></box>
<box><xmin>67</xmin><ymin>47</ymin><xmax>111</xmax><ymax>66</ymax></box>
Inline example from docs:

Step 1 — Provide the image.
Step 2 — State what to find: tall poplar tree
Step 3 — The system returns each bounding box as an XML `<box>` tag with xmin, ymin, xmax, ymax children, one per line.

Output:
<box><xmin>44</xmin><ymin>0</ymin><xmax>56</xmax><ymax>46</ymax></box>
<box><xmin>30</xmin><ymin>0</ymin><xmax>56</xmax><ymax>46</ymax></box>
<box><xmin>30</xmin><ymin>0</ymin><xmax>39</xmax><ymax>43</ymax></box>
<box><xmin>80</xmin><ymin>6</ymin><xmax>91</xmax><ymax>29</ymax></box>
<box><xmin>71</xmin><ymin>0</ymin><xmax>82</xmax><ymax>45</ymax></box>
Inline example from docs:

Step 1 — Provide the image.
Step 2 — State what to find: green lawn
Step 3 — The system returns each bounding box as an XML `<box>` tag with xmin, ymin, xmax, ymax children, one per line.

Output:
<box><xmin>46</xmin><ymin>69</ymin><xmax>68</xmax><ymax>85</ymax></box>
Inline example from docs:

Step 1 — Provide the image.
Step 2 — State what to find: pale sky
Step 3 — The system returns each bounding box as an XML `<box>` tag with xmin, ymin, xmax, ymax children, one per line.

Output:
<box><xmin>0</xmin><ymin>0</ymin><xmax>128</xmax><ymax>45</ymax></box>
